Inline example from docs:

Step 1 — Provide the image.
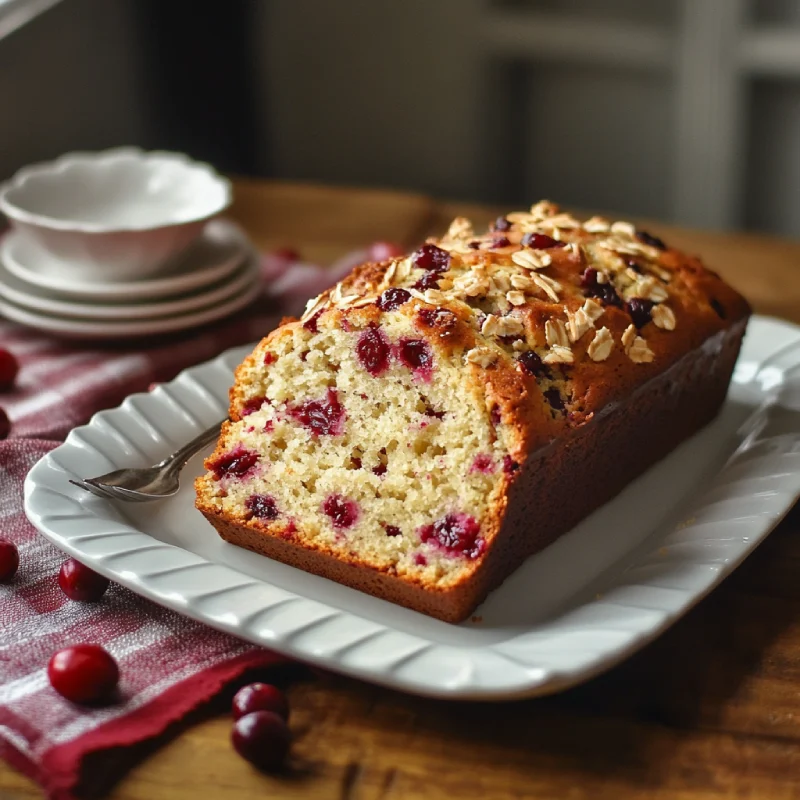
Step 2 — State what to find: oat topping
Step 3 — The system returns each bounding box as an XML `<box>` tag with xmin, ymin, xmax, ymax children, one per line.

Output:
<box><xmin>482</xmin><ymin>314</ymin><xmax>524</xmax><ymax>338</ymax></box>
<box><xmin>355</xmin><ymin>202</ymin><xmax>680</xmax><ymax>368</ymax></box>
<box><xmin>583</xmin><ymin>216</ymin><xmax>611</xmax><ymax>233</ymax></box>
<box><xmin>565</xmin><ymin>306</ymin><xmax>594</xmax><ymax>343</ymax></box>
<box><xmin>621</xmin><ymin>324</ymin><xmax>654</xmax><ymax>363</ymax></box>
<box><xmin>545</xmin><ymin>319</ymin><xmax>570</xmax><ymax>349</ymax></box>
<box><xmin>540</xmin><ymin>213</ymin><xmax>581</xmax><ymax>230</ymax></box>
<box><xmin>510</xmin><ymin>273</ymin><xmax>535</xmax><ymax>292</ymax></box>
<box><xmin>588</xmin><ymin>327</ymin><xmax>614</xmax><ymax>362</ymax></box>
<box><xmin>621</xmin><ymin>324</ymin><xmax>637</xmax><ymax>351</ymax></box>
<box><xmin>627</xmin><ymin>336</ymin><xmax>655</xmax><ymax>363</ymax></box>
<box><xmin>530</xmin><ymin>200</ymin><xmax>559</xmax><ymax>220</ymax></box>
<box><xmin>446</xmin><ymin>217</ymin><xmax>473</xmax><ymax>241</ymax></box>
<box><xmin>466</xmin><ymin>347</ymin><xmax>497</xmax><ymax>367</ymax></box>
<box><xmin>512</xmin><ymin>250</ymin><xmax>551</xmax><ymax>271</ymax></box>
<box><xmin>529</xmin><ymin>272</ymin><xmax>562</xmax><ymax>302</ymax></box>
<box><xmin>301</xmin><ymin>292</ymin><xmax>328</xmax><ymax>322</ymax></box>
<box><xmin>453</xmin><ymin>272</ymin><xmax>490</xmax><ymax>298</ymax></box>
<box><xmin>651</xmin><ymin>304</ymin><xmax>676</xmax><ymax>330</ymax></box>
<box><xmin>582</xmin><ymin>298</ymin><xmax>605</xmax><ymax>322</ymax></box>
<box><xmin>611</xmin><ymin>220</ymin><xmax>636</xmax><ymax>237</ymax></box>
<box><xmin>630</xmin><ymin>275</ymin><xmax>669</xmax><ymax>303</ymax></box>
<box><xmin>394</xmin><ymin>258</ymin><xmax>412</xmax><ymax>282</ymax></box>
<box><xmin>544</xmin><ymin>345</ymin><xmax>574</xmax><ymax>365</ymax></box>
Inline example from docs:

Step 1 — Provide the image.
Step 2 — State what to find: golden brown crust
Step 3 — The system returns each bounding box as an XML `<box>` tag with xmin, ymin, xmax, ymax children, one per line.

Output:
<box><xmin>197</xmin><ymin>319</ymin><xmax>746</xmax><ymax>622</ymax></box>
<box><xmin>197</xmin><ymin>505</ymin><xmax>484</xmax><ymax>623</ymax></box>
<box><xmin>197</xmin><ymin>202</ymin><xmax>752</xmax><ymax>623</ymax></box>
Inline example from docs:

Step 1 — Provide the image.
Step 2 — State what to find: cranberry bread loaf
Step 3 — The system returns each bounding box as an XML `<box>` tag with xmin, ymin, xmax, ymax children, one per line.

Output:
<box><xmin>195</xmin><ymin>202</ymin><xmax>750</xmax><ymax>623</ymax></box>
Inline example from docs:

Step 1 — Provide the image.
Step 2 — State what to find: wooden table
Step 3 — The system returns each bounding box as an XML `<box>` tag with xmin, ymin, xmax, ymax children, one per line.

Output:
<box><xmin>3</xmin><ymin>180</ymin><xmax>800</xmax><ymax>799</ymax></box>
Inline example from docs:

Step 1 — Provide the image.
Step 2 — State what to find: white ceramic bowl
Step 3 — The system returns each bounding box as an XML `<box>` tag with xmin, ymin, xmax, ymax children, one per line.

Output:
<box><xmin>0</xmin><ymin>147</ymin><xmax>232</xmax><ymax>281</ymax></box>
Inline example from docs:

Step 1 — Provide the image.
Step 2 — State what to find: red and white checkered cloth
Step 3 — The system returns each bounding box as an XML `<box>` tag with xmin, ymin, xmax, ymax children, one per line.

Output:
<box><xmin>0</xmin><ymin>248</ymin><xmax>365</xmax><ymax>799</ymax></box>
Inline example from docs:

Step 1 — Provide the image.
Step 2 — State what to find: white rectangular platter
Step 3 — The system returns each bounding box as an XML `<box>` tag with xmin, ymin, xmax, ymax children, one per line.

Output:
<box><xmin>24</xmin><ymin>315</ymin><xmax>800</xmax><ymax>699</ymax></box>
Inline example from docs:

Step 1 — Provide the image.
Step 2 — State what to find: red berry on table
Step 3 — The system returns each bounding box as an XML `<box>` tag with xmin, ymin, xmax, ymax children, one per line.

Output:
<box><xmin>58</xmin><ymin>558</ymin><xmax>110</xmax><ymax>602</ymax></box>
<box><xmin>0</xmin><ymin>539</ymin><xmax>19</xmax><ymax>582</ymax></box>
<box><xmin>0</xmin><ymin>349</ymin><xmax>18</xmax><ymax>390</ymax></box>
<box><xmin>47</xmin><ymin>644</ymin><xmax>119</xmax><ymax>704</ymax></box>
<box><xmin>231</xmin><ymin>711</ymin><xmax>290</xmax><ymax>771</ymax></box>
<box><xmin>368</xmin><ymin>241</ymin><xmax>404</xmax><ymax>261</ymax></box>
<box><xmin>232</xmin><ymin>683</ymin><xmax>289</xmax><ymax>721</ymax></box>
<box><xmin>0</xmin><ymin>407</ymin><xmax>10</xmax><ymax>440</ymax></box>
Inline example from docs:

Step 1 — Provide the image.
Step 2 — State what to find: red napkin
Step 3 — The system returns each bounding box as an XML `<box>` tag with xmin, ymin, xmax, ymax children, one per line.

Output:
<box><xmin>0</xmin><ymin>248</ymin><xmax>364</xmax><ymax>799</ymax></box>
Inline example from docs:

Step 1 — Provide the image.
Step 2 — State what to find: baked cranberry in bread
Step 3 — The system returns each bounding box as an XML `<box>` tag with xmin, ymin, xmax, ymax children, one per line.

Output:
<box><xmin>196</xmin><ymin>202</ymin><xmax>750</xmax><ymax>622</ymax></box>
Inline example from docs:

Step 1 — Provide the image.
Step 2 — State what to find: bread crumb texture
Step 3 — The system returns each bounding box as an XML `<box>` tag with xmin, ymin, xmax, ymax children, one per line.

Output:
<box><xmin>196</xmin><ymin>201</ymin><xmax>749</xmax><ymax>589</ymax></box>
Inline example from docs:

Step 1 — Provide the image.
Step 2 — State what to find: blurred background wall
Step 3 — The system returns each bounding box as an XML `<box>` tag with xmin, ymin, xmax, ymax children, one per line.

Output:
<box><xmin>3</xmin><ymin>0</ymin><xmax>800</xmax><ymax>236</ymax></box>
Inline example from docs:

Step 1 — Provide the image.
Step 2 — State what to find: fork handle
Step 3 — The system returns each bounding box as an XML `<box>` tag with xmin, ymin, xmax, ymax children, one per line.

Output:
<box><xmin>157</xmin><ymin>419</ymin><xmax>225</xmax><ymax>474</ymax></box>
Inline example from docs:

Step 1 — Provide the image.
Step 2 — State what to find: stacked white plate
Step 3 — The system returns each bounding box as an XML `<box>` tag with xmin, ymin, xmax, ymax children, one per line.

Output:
<box><xmin>0</xmin><ymin>219</ymin><xmax>261</xmax><ymax>340</ymax></box>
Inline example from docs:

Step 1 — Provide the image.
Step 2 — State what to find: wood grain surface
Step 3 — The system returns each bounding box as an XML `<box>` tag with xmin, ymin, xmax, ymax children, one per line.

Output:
<box><xmin>3</xmin><ymin>181</ymin><xmax>800</xmax><ymax>799</ymax></box>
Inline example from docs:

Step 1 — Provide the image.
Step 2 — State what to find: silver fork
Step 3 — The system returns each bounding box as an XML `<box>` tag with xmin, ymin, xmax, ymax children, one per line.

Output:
<box><xmin>70</xmin><ymin>420</ymin><xmax>224</xmax><ymax>502</ymax></box>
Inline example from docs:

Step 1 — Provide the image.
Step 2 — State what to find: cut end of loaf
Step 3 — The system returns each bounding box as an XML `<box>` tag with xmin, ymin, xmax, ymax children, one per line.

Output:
<box><xmin>196</xmin><ymin>303</ymin><xmax>521</xmax><ymax>589</ymax></box>
<box><xmin>195</xmin><ymin>201</ymin><xmax>751</xmax><ymax>619</ymax></box>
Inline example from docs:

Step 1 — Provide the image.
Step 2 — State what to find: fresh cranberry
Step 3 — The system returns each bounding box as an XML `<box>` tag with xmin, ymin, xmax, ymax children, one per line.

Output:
<box><xmin>369</xmin><ymin>241</ymin><xmax>405</xmax><ymax>261</ymax></box>
<box><xmin>544</xmin><ymin>388</ymin><xmax>564</xmax><ymax>411</ymax></box>
<box><xmin>517</xmin><ymin>350</ymin><xmax>547</xmax><ymax>377</ymax></box>
<box><xmin>372</xmin><ymin>462</ymin><xmax>387</xmax><ymax>476</ymax></box>
<box><xmin>377</xmin><ymin>287</ymin><xmax>411</xmax><ymax>311</ymax></box>
<box><xmin>384</xmin><ymin>524</ymin><xmax>402</xmax><ymax>537</ymax></box>
<box><xmin>0</xmin><ymin>539</ymin><xmax>19</xmax><ymax>582</ymax></box>
<box><xmin>397</xmin><ymin>339</ymin><xmax>433</xmax><ymax>379</ymax></box>
<box><xmin>245</xmin><ymin>494</ymin><xmax>279</xmax><ymax>521</ymax></box>
<box><xmin>471</xmin><ymin>454</ymin><xmax>495</xmax><ymax>474</ymax></box>
<box><xmin>493</xmin><ymin>216</ymin><xmax>511</xmax><ymax>232</ymax></box>
<box><xmin>580</xmin><ymin>267</ymin><xmax>599</xmax><ymax>288</ymax></box>
<box><xmin>272</xmin><ymin>247</ymin><xmax>301</xmax><ymax>263</ymax></box>
<box><xmin>356</xmin><ymin>326</ymin><xmax>391</xmax><ymax>376</ymax></box>
<box><xmin>581</xmin><ymin>268</ymin><xmax>622</xmax><ymax>307</ymax></box>
<box><xmin>414</xmin><ymin>554</ymin><xmax>428</xmax><ymax>566</ymax></box>
<box><xmin>522</xmin><ymin>232</ymin><xmax>562</xmax><ymax>249</ymax></box>
<box><xmin>263</xmin><ymin>352</ymin><xmax>277</xmax><ymax>365</ymax></box>
<box><xmin>264</xmin><ymin>419</ymin><xmax>275</xmax><ymax>433</ymax></box>
<box><xmin>490</xmin><ymin>407</ymin><xmax>501</xmax><ymax>425</ymax></box>
<box><xmin>58</xmin><ymin>559</ymin><xmax>110</xmax><ymax>602</ymax></box>
<box><xmin>413</xmin><ymin>271</ymin><xmax>441</xmax><ymax>291</ymax></box>
<box><xmin>322</xmin><ymin>494</ymin><xmax>359</xmax><ymax>529</ymax></box>
<box><xmin>417</xmin><ymin>307</ymin><xmax>454</xmax><ymax>328</ymax></box>
<box><xmin>231</xmin><ymin>711</ymin><xmax>290</xmax><ymax>772</ymax></box>
<box><xmin>710</xmin><ymin>298</ymin><xmax>726</xmax><ymax>319</ymax></box>
<box><xmin>627</xmin><ymin>298</ymin><xmax>655</xmax><ymax>329</ymax></box>
<box><xmin>232</xmin><ymin>683</ymin><xmax>289</xmax><ymax>722</ymax></box>
<box><xmin>637</xmin><ymin>230</ymin><xmax>666</xmax><ymax>250</ymax></box>
<box><xmin>491</xmin><ymin>237</ymin><xmax>511</xmax><ymax>249</ymax></box>
<box><xmin>419</xmin><ymin>513</ymin><xmax>484</xmax><ymax>559</ymax></box>
<box><xmin>303</xmin><ymin>310</ymin><xmax>323</xmax><ymax>333</ymax></box>
<box><xmin>288</xmin><ymin>389</ymin><xmax>345</xmax><ymax>436</ymax></box>
<box><xmin>241</xmin><ymin>396</ymin><xmax>267</xmax><ymax>416</ymax></box>
<box><xmin>412</xmin><ymin>244</ymin><xmax>450</xmax><ymax>272</ymax></box>
<box><xmin>47</xmin><ymin>644</ymin><xmax>119</xmax><ymax>704</ymax></box>
<box><xmin>208</xmin><ymin>446</ymin><xmax>259</xmax><ymax>480</ymax></box>
<box><xmin>503</xmin><ymin>455</ymin><xmax>519</xmax><ymax>474</ymax></box>
<box><xmin>412</xmin><ymin>244</ymin><xmax>450</xmax><ymax>273</ymax></box>
<box><xmin>351</xmin><ymin>456</ymin><xmax>363</xmax><ymax>469</ymax></box>
<box><xmin>0</xmin><ymin>407</ymin><xmax>10</xmax><ymax>440</ymax></box>
<box><xmin>0</xmin><ymin>349</ymin><xmax>19</xmax><ymax>390</ymax></box>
